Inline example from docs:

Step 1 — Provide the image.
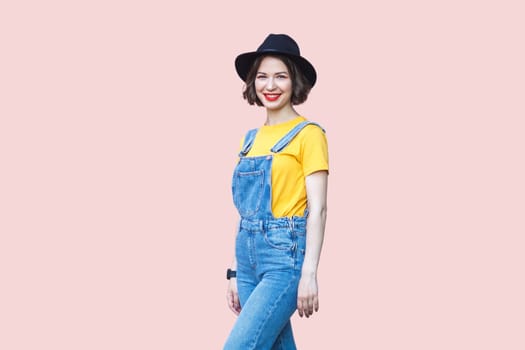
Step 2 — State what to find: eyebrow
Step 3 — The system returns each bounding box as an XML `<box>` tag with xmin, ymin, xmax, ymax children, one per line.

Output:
<box><xmin>256</xmin><ymin>71</ymin><xmax>289</xmax><ymax>75</ymax></box>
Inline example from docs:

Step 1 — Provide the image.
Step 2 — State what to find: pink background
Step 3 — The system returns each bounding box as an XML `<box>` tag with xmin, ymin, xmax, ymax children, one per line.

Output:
<box><xmin>1</xmin><ymin>1</ymin><xmax>524</xmax><ymax>349</ymax></box>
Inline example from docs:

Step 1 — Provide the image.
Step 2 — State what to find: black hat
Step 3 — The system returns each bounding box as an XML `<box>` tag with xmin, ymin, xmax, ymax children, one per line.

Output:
<box><xmin>235</xmin><ymin>34</ymin><xmax>317</xmax><ymax>87</ymax></box>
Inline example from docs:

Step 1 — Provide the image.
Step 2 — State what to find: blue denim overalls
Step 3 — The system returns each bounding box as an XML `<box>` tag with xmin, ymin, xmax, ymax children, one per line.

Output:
<box><xmin>224</xmin><ymin>121</ymin><xmax>324</xmax><ymax>350</ymax></box>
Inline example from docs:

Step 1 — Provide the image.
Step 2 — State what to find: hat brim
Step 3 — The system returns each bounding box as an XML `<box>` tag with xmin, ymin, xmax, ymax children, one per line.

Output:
<box><xmin>235</xmin><ymin>50</ymin><xmax>317</xmax><ymax>87</ymax></box>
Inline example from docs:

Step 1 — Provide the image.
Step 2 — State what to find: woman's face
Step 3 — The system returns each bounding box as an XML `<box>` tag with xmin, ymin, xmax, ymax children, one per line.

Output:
<box><xmin>254</xmin><ymin>56</ymin><xmax>293</xmax><ymax>110</ymax></box>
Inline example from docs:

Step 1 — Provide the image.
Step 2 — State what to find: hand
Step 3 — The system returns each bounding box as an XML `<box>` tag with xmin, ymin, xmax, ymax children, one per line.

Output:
<box><xmin>297</xmin><ymin>274</ymin><xmax>319</xmax><ymax>318</ymax></box>
<box><xmin>226</xmin><ymin>278</ymin><xmax>241</xmax><ymax>315</ymax></box>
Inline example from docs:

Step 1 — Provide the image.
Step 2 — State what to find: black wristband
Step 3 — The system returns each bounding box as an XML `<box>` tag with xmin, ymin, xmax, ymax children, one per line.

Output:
<box><xmin>226</xmin><ymin>268</ymin><xmax>236</xmax><ymax>280</ymax></box>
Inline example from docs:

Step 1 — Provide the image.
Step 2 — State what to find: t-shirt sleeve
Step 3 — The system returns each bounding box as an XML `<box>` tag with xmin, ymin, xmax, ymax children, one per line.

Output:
<box><xmin>300</xmin><ymin>125</ymin><xmax>329</xmax><ymax>176</ymax></box>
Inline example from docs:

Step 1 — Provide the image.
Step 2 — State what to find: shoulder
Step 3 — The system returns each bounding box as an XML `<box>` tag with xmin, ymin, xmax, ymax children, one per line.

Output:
<box><xmin>298</xmin><ymin>121</ymin><xmax>327</xmax><ymax>142</ymax></box>
<box><xmin>303</xmin><ymin>122</ymin><xmax>325</xmax><ymax>133</ymax></box>
<box><xmin>294</xmin><ymin>118</ymin><xmax>325</xmax><ymax>133</ymax></box>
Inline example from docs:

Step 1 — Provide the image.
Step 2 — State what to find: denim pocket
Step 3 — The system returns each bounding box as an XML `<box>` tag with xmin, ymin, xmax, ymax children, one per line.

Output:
<box><xmin>233</xmin><ymin>170</ymin><xmax>264</xmax><ymax>217</ymax></box>
<box><xmin>263</xmin><ymin>227</ymin><xmax>295</xmax><ymax>251</ymax></box>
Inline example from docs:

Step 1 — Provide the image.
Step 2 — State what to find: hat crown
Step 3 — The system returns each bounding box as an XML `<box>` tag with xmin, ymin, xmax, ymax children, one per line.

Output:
<box><xmin>257</xmin><ymin>34</ymin><xmax>300</xmax><ymax>56</ymax></box>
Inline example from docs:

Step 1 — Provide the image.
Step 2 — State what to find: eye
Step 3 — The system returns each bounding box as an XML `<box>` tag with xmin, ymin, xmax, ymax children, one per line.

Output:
<box><xmin>277</xmin><ymin>74</ymin><xmax>288</xmax><ymax>79</ymax></box>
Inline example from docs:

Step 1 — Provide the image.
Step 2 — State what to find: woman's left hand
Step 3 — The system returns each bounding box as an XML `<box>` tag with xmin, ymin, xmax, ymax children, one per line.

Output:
<box><xmin>297</xmin><ymin>274</ymin><xmax>319</xmax><ymax>318</ymax></box>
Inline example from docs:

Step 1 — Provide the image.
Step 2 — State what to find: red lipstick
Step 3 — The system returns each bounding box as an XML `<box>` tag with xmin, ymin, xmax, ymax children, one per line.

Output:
<box><xmin>264</xmin><ymin>94</ymin><xmax>280</xmax><ymax>102</ymax></box>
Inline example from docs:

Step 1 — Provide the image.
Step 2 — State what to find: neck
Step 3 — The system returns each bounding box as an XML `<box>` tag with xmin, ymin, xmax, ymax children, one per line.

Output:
<box><xmin>265</xmin><ymin>105</ymin><xmax>300</xmax><ymax>126</ymax></box>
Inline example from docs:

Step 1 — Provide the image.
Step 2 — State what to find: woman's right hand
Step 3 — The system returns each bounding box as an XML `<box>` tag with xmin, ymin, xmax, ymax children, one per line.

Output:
<box><xmin>226</xmin><ymin>278</ymin><xmax>241</xmax><ymax>315</ymax></box>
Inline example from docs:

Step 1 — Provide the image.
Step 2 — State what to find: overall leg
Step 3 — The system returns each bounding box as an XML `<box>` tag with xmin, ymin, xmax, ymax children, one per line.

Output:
<box><xmin>265</xmin><ymin>220</ymin><xmax>307</xmax><ymax>350</ymax></box>
<box><xmin>224</xmin><ymin>269</ymin><xmax>300</xmax><ymax>350</ymax></box>
<box><xmin>224</xmin><ymin>228</ymin><xmax>259</xmax><ymax>349</ymax></box>
<box><xmin>225</xmin><ymin>219</ymin><xmax>306</xmax><ymax>350</ymax></box>
<box><xmin>271</xmin><ymin>321</ymin><xmax>295</xmax><ymax>350</ymax></box>
<box><xmin>234</xmin><ymin>228</ymin><xmax>259</xmax><ymax>308</ymax></box>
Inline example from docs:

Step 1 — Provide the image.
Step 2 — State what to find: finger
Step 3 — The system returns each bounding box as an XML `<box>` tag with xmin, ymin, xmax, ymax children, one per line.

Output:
<box><xmin>226</xmin><ymin>291</ymin><xmax>234</xmax><ymax>312</ymax></box>
<box><xmin>227</xmin><ymin>291</ymin><xmax>239</xmax><ymax>315</ymax></box>
<box><xmin>307</xmin><ymin>297</ymin><xmax>314</xmax><ymax>317</ymax></box>
<box><xmin>304</xmin><ymin>303</ymin><xmax>313</xmax><ymax>318</ymax></box>
<box><xmin>226</xmin><ymin>290</ymin><xmax>231</xmax><ymax>305</ymax></box>
<box><xmin>297</xmin><ymin>298</ymin><xmax>304</xmax><ymax>317</ymax></box>
<box><xmin>313</xmin><ymin>295</ymin><xmax>319</xmax><ymax>312</ymax></box>
<box><xmin>301</xmin><ymin>297</ymin><xmax>310</xmax><ymax>318</ymax></box>
<box><xmin>233</xmin><ymin>293</ymin><xmax>241</xmax><ymax>314</ymax></box>
<box><xmin>302</xmin><ymin>298</ymin><xmax>308</xmax><ymax>317</ymax></box>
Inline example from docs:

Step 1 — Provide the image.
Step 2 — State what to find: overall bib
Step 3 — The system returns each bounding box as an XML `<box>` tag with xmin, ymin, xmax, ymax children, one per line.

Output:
<box><xmin>224</xmin><ymin>121</ymin><xmax>323</xmax><ymax>350</ymax></box>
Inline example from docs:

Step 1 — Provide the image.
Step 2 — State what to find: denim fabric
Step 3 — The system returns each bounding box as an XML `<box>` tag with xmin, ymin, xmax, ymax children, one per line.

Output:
<box><xmin>225</xmin><ymin>121</ymin><xmax>320</xmax><ymax>350</ymax></box>
<box><xmin>232</xmin><ymin>155</ymin><xmax>272</xmax><ymax>219</ymax></box>
<box><xmin>224</xmin><ymin>217</ymin><xmax>307</xmax><ymax>350</ymax></box>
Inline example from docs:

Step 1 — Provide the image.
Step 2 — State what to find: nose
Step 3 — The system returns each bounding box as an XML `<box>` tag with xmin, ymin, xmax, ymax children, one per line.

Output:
<box><xmin>265</xmin><ymin>77</ymin><xmax>276</xmax><ymax>90</ymax></box>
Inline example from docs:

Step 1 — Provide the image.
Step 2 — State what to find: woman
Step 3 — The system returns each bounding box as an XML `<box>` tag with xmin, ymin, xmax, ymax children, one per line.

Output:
<box><xmin>224</xmin><ymin>34</ymin><xmax>328</xmax><ymax>350</ymax></box>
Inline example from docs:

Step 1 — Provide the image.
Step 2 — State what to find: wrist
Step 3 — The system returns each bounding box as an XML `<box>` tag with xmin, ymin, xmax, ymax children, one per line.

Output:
<box><xmin>301</xmin><ymin>261</ymin><xmax>318</xmax><ymax>275</ymax></box>
<box><xmin>300</xmin><ymin>269</ymin><xmax>317</xmax><ymax>278</ymax></box>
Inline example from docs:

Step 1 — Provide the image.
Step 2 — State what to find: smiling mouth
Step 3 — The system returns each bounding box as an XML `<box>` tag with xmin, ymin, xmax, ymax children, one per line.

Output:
<box><xmin>263</xmin><ymin>94</ymin><xmax>281</xmax><ymax>102</ymax></box>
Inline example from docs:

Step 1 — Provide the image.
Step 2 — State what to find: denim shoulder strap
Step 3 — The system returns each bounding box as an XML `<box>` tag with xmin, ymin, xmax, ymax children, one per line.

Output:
<box><xmin>238</xmin><ymin>128</ymin><xmax>259</xmax><ymax>157</ymax></box>
<box><xmin>270</xmin><ymin>121</ymin><xmax>325</xmax><ymax>153</ymax></box>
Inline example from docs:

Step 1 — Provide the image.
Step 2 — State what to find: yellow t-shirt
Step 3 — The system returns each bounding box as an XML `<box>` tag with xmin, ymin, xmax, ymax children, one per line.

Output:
<box><xmin>242</xmin><ymin>116</ymin><xmax>329</xmax><ymax>218</ymax></box>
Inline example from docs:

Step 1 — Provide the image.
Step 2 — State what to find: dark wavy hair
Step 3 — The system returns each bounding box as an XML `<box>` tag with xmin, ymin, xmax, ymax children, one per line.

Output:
<box><xmin>242</xmin><ymin>54</ymin><xmax>312</xmax><ymax>106</ymax></box>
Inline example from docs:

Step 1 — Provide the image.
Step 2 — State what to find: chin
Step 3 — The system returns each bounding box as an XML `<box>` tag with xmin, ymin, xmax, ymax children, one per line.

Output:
<box><xmin>265</xmin><ymin>105</ymin><xmax>286</xmax><ymax>112</ymax></box>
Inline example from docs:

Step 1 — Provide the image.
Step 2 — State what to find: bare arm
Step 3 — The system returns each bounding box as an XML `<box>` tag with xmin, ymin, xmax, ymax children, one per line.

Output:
<box><xmin>297</xmin><ymin>170</ymin><xmax>328</xmax><ymax>318</ymax></box>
